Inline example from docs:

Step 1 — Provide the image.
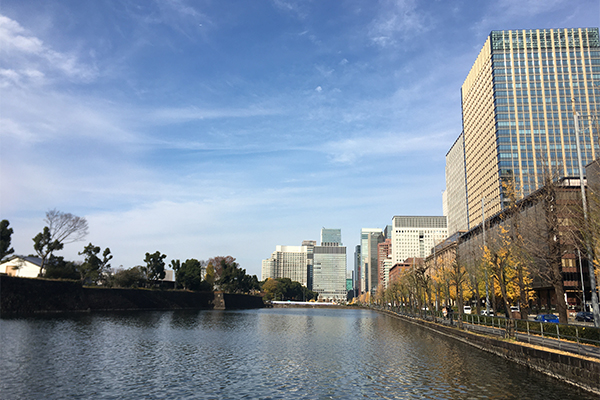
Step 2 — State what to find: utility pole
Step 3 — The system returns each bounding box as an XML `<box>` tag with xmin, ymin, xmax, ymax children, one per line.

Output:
<box><xmin>574</xmin><ymin>112</ymin><xmax>600</xmax><ymax>328</ymax></box>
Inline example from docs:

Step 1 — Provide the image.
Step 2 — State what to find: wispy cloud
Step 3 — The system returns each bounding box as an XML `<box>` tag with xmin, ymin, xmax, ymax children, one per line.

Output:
<box><xmin>367</xmin><ymin>0</ymin><xmax>428</xmax><ymax>48</ymax></box>
<box><xmin>271</xmin><ymin>0</ymin><xmax>309</xmax><ymax>20</ymax></box>
<box><xmin>322</xmin><ymin>131</ymin><xmax>451</xmax><ymax>164</ymax></box>
<box><xmin>0</xmin><ymin>14</ymin><xmax>97</xmax><ymax>83</ymax></box>
<box><xmin>150</xmin><ymin>105</ymin><xmax>280</xmax><ymax>124</ymax></box>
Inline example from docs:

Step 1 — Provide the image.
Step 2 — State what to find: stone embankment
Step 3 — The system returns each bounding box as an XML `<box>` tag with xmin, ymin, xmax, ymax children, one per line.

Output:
<box><xmin>381</xmin><ymin>309</ymin><xmax>600</xmax><ymax>396</ymax></box>
<box><xmin>0</xmin><ymin>275</ymin><xmax>264</xmax><ymax>315</ymax></box>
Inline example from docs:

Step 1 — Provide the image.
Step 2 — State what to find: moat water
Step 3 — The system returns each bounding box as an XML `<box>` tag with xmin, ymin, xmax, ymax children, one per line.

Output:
<box><xmin>0</xmin><ymin>308</ymin><xmax>594</xmax><ymax>399</ymax></box>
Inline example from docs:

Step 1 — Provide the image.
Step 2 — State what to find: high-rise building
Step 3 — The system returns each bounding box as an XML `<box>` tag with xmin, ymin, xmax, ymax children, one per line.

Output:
<box><xmin>391</xmin><ymin>216</ymin><xmax>448</xmax><ymax>264</ymax></box>
<box><xmin>445</xmin><ymin>132</ymin><xmax>469</xmax><ymax>234</ymax></box>
<box><xmin>458</xmin><ymin>28</ymin><xmax>599</xmax><ymax>227</ymax></box>
<box><xmin>377</xmin><ymin>238</ymin><xmax>393</xmax><ymax>290</ymax></box>
<box><xmin>313</xmin><ymin>245</ymin><xmax>347</xmax><ymax>301</ymax></box>
<box><xmin>320</xmin><ymin>228</ymin><xmax>342</xmax><ymax>246</ymax></box>
<box><xmin>353</xmin><ymin>244</ymin><xmax>361</xmax><ymax>296</ymax></box>
<box><xmin>312</xmin><ymin>228</ymin><xmax>347</xmax><ymax>301</ymax></box>
<box><xmin>262</xmin><ymin>245</ymin><xmax>312</xmax><ymax>288</ymax></box>
<box><xmin>360</xmin><ymin>228</ymin><xmax>384</xmax><ymax>294</ymax></box>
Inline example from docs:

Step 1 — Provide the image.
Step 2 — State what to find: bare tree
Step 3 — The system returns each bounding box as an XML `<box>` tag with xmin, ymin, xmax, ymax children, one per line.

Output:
<box><xmin>520</xmin><ymin>176</ymin><xmax>571</xmax><ymax>324</ymax></box>
<box><xmin>45</xmin><ymin>209</ymin><xmax>89</xmax><ymax>245</ymax></box>
<box><xmin>33</xmin><ymin>209</ymin><xmax>89</xmax><ymax>275</ymax></box>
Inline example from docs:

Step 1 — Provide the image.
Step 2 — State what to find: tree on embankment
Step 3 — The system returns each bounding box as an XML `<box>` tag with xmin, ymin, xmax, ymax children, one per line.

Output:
<box><xmin>0</xmin><ymin>219</ymin><xmax>15</xmax><ymax>261</ymax></box>
<box><xmin>260</xmin><ymin>277</ymin><xmax>318</xmax><ymax>301</ymax></box>
<box><xmin>215</xmin><ymin>258</ymin><xmax>259</xmax><ymax>294</ymax></box>
<box><xmin>32</xmin><ymin>209</ymin><xmax>89</xmax><ymax>275</ymax></box>
<box><xmin>171</xmin><ymin>258</ymin><xmax>213</xmax><ymax>291</ymax></box>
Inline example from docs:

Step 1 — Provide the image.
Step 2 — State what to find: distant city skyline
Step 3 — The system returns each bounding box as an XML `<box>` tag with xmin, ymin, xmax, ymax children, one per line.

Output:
<box><xmin>1</xmin><ymin>1</ymin><xmax>598</xmax><ymax>278</ymax></box>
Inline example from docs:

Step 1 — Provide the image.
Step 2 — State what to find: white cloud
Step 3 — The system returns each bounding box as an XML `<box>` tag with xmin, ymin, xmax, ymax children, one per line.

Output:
<box><xmin>322</xmin><ymin>130</ymin><xmax>452</xmax><ymax>164</ymax></box>
<box><xmin>368</xmin><ymin>0</ymin><xmax>428</xmax><ymax>48</ymax></box>
<box><xmin>150</xmin><ymin>105</ymin><xmax>279</xmax><ymax>124</ymax></box>
<box><xmin>315</xmin><ymin>86</ymin><xmax>323</xmax><ymax>92</ymax></box>
<box><xmin>0</xmin><ymin>14</ymin><xmax>97</xmax><ymax>83</ymax></box>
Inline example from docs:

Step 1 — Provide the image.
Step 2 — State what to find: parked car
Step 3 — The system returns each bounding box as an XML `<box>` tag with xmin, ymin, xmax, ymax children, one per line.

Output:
<box><xmin>463</xmin><ymin>306</ymin><xmax>472</xmax><ymax>314</ymax></box>
<box><xmin>481</xmin><ymin>310</ymin><xmax>494</xmax><ymax>316</ymax></box>
<box><xmin>575</xmin><ymin>311</ymin><xmax>594</xmax><ymax>322</ymax></box>
<box><xmin>534</xmin><ymin>313</ymin><xmax>559</xmax><ymax>323</ymax></box>
<box><xmin>510</xmin><ymin>306</ymin><xmax>520</xmax><ymax>313</ymax></box>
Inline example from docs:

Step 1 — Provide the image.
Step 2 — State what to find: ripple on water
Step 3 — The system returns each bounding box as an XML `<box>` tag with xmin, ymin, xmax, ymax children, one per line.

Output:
<box><xmin>0</xmin><ymin>309</ymin><xmax>595</xmax><ymax>399</ymax></box>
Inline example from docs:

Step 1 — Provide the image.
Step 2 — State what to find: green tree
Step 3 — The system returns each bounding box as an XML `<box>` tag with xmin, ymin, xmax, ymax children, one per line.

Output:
<box><xmin>261</xmin><ymin>277</ymin><xmax>316</xmax><ymax>301</ymax></box>
<box><xmin>43</xmin><ymin>255</ymin><xmax>80</xmax><ymax>280</ymax></box>
<box><xmin>78</xmin><ymin>243</ymin><xmax>112</xmax><ymax>285</ymax></box>
<box><xmin>33</xmin><ymin>227</ymin><xmax>64</xmax><ymax>276</ymax></box>
<box><xmin>143</xmin><ymin>251</ymin><xmax>166</xmax><ymax>286</ymax></box>
<box><xmin>0</xmin><ymin>219</ymin><xmax>15</xmax><ymax>260</ymax></box>
<box><xmin>215</xmin><ymin>259</ymin><xmax>258</xmax><ymax>294</ymax></box>
<box><xmin>176</xmin><ymin>258</ymin><xmax>211</xmax><ymax>291</ymax></box>
<box><xmin>112</xmin><ymin>266</ymin><xmax>146</xmax><ymax>288</ymax></box>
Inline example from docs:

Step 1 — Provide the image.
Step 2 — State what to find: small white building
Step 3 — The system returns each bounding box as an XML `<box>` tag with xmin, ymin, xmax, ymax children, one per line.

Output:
<box><xmin>0</xmin><ymin>256</ymin><xmax>42</xmax><ymax>278</ymax></box>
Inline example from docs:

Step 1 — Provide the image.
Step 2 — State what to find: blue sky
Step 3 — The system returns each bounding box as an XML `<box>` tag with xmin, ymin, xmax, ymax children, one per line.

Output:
<box><xmin>1</xmin><ymin>0</ymin><xmax>599</xmax><ymax>277</ymax></box>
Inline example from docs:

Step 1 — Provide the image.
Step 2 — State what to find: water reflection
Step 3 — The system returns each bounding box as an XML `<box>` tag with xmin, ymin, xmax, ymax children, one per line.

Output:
<box><xmin>0</xmin><ymin>308</ymin><xmax>593</xmax><ymax>399</ymax></box>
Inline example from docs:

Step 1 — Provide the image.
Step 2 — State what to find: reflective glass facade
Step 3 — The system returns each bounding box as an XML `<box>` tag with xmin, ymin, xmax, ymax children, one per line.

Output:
<box><xmin>462</xmin><ymin>28</ymin><xmax>600</xmax><ymax>226</ymax></box>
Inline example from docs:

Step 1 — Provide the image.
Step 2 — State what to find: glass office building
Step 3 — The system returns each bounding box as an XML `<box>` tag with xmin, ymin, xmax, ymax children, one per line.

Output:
<box><xmin>461</xmin><ymin>28</ymin><xmax>600</xmax><ymax>227</ymax></box>
<box><xmin>320</xmin><ymin>228</ymin><xmax>342</xmax><ymax>246</ymax></box>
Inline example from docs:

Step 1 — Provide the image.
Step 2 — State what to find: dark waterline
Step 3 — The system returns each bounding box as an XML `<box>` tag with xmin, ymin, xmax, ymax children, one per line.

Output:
<box><xmin>0</xmin><ymin>308</ymin><xmax>592</xmax><ymax>399</ymax></box>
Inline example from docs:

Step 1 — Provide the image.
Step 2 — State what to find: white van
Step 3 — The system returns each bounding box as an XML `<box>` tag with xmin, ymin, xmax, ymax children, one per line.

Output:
<box><xmin>463</xmin><ymin>305</ymin><xmax>472</xmax><ymax>314</ymax></box>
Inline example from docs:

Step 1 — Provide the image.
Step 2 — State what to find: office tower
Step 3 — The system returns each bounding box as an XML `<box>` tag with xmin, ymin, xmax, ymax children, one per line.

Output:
<box><xmin>354</xmin><ymin>244</ymin><xmax>361</xmax><ymax>296</ymax></box>
<box><xmin>445</xmin><ymin>132</ymin><xmax>469</xmax><ymax>234</ymax></box>
<box><xmin>321</xmin><ymin>228</ymin><xmax>342</xmax><ymax>246</ymax></box>
<box><xmin>360</xmin><ymin>228</ymin><xmax>384</xmax><ymax>294</ymax></box>
<box><xmin>310</xmin><ymin>228</ymin><xmax>347</xmax><ymax>300</ymax></box>
<box><xmin>312</xmin><ymin>244</ymin><xmax>347</xmax><ymax>301</ymax></box>
<box><xmin>261</xmin><ymin>245</ymin><xmax>312</xmax><ymax>288</ymax></box>
<box><xmin>377</xmin><ymin>238</ymin><xmax>393</xmax><ymax>290</ymax></box>
<box><xmin>459</xmin><ymin>28</ymin><xmax>599</xmax><ymax>227</ymax></box>
<box><xmin>391</xmin><ymin>216</ymin><xmax>448</xmax><ymax>264</ymax></box>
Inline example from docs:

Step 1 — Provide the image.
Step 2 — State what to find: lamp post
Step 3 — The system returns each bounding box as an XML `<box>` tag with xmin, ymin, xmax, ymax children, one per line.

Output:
<box><xmin>574</xmin><ymin>112</ymin><xmax>600</xmax><ymax>328</ymax></box>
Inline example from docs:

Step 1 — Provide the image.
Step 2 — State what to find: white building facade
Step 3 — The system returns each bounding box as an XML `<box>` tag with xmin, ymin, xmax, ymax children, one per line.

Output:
<box><xmin>391</xmin><ymin>216</ymin><xmax>448</xmax><ymax>264</ymax></box>
<box><xmin>445</xmin><ymin>132</ymin><xmax>469</xmax><ymax>236</ymax></box>
<box><xmin>261</xmin><ymin>245</ymin><xmax>311</xmax><ymax>288</ymax></box>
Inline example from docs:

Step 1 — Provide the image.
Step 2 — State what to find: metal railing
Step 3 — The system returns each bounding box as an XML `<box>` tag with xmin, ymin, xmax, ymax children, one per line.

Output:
<box><xmin>461</xmin><ymin>313</ymin><xmax>600</xmax><ymax>356</ymax></box>
<box><xmin>374</xmin><ymin>305</ymin><xmax>600</xmax><ymax>357</ymax></box>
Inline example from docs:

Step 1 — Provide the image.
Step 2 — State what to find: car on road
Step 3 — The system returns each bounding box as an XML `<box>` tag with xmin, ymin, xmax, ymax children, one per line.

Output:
<box><xmin>463</xmin><ymin>306</ymin><xmax>472</xmax><ymax>314</ymax></box>
<box><xmin>534</xmin><ymin>313</ymin><xmax>559</xmax><ymax>323</ymax></box>
<box><xmin>510</xmin><ymin>306</ymin><xmax>520</xmax><ymax>313</ymax></box>
<box><xmin>481</xmin><ymin>309</ymin><xmax>494</xmax><ymax>316</ymax></box>
<box><xmin>575</xmin><ymin>311</ymin><xmax>594</xmax><ymax>322</ymax></box>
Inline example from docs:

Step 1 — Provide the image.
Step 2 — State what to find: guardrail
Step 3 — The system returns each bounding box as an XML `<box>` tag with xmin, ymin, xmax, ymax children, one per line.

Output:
<box><xmin>375</xmin><ymin>305</ymin><xmax>600</xmax><ymax>356</ymax></box>
<box><xmin>461</xmin><ymin>313</ymin><xmax>600</xmax><ymax>353</ymax></box>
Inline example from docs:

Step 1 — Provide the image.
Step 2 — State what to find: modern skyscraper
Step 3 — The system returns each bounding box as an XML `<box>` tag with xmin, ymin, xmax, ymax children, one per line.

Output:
<box><xmin>320</xmin><ymin>228</ymin><xmax>342</xmax><ymax>246</ymax></box>
<box><xmin>445</xmin><ymin>132</ymin><xmax>469</xmax><ymax>234</ymax></box>
<box><xmin>391</xmin><ymin>216</ymin><xmax>448</xmax><ymax>264</ymax></box>
<box><xmin>312</xmin><ymin>228</ymin><xmax>347</xmax><ymax>301</ymax></box>
<box><xmin>360</xmin><ymin>228</ymin><xmax>384</xmax><ymax>294</ymax></box>
<box><xmin>377</xmin><ymin>238</ymin><xmax>393</xmax><ymax>290</ymax></box>
<box><xmin>459</xmin><ymin>28</ymin><xmax>599</xmax><ymax>227</ymax></box>
<box><xmin>313</xmin><ymin>245</ymin><xmax>347</xmax><ymax>301</ymax></box>
<box><xmin>261</xmin><ymin>245</ymin><xmax>312</xmax><ymax>288</ymax></box>
<box><xmin>354</xmin><ymin>244</ymin><xmax>361</xmax><ymax>296</ymax></box>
